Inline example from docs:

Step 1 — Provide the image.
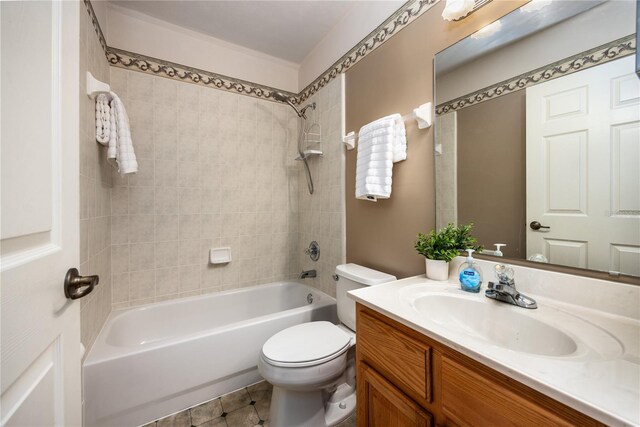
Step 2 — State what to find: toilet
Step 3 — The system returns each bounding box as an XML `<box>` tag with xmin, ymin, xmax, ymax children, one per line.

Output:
<box><xmin>258</xmin><ymin>263</ymin><xmax>396</xmax><ymax>427</ymax></box>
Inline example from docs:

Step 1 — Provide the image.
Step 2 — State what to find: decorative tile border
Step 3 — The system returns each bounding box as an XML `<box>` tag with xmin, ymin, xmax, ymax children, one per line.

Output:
<box><xmin>83</xmin><ymin>0</ymin><xmax>439</xmax><ymax>103</ymax></box>
<box><xmin>107</xmin><ymin>47</ymin><xmax>298</xmax><ymax>101</ymax></box>
<box><xmin>83</xmin><ymin>0</ymin><xmax>108</xmax><ymax>56</ymax></box>
<box><xmin>297</xmin><ymin>0</ymin><xmax>439</xmax><ymax>102</ymax></box>
<box><xmin>82</xmin><ymin>0</ymin><xmax>636</xmax><ymax>111</ymax></box>
<box><xmin>435</xmin><ymin>34</ymin><xmax>636</xmax><ymax>115</ymax></box>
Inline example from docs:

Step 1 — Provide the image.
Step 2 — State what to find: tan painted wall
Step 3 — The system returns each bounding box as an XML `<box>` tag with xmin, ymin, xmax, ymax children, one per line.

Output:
<box><xmin>345</xmin><ymin>0</ymin><xmax>526</xmax><ymax>279</ymax></box>
<box><xmin>457</xmin><ymin>90</ymin><xmax>526</xmax><ymax>260</ymax></box>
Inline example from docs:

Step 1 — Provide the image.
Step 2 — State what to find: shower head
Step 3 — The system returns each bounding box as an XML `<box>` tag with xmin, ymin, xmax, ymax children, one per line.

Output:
<box><xmin>272</xmin><ymin>92</ymin><xmax>305</xmax><ymax>118</ymax></box>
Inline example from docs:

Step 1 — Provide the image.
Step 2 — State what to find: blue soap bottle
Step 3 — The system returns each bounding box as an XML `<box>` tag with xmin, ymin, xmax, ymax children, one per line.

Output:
<box><xmin>458</xmin><ymin>249</ymin><xmax>482</xmax><ymax>293</ymax></box>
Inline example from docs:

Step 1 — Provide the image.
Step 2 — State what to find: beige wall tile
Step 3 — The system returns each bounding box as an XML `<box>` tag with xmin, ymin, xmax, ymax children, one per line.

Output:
<box><xmin>111</xmin><ymin>215</ymin><xmax>129</xmax><ymax>244</ymax></box>
<box><xmin>179</xmin><ymin>239</ymin><xmax>201</xmax><ymax>266</ymax></box>
<box><xmin>129</xmin><ymin>157</ymin><xmax>155</xmax><ymax>187</ymax></box>
<box><xmin>179</xmin><ymin>187</ymin><xmax>201</xmax><ymax>214</ymax></box>
<box><xmin>111</xmin><ymin>186</ymin><xmax>129</xmax><ymax>215</ymax></box>
<box><xmin>111</xmin><ymin>273</ymin><xmax>130</xmax><ymax>304</ymax></box>
<box><xmin>179</xmin><ymin>266</ymin><xmax>201</xmax><ymax>292</ymax></box>
<box><xmin>130</xmin><ymin>242</ymin><xmax>155</xmax><ymax>271</ymax></box>
<box><xmin>179</xmin><ymin>214</ymin><xmax>201</xmax><ymax>240</ymax></box>
<box><xmin>155</xmin><ymin>241</ymin><xmax>180</xmax><ymax>268</ymax></box>
<box><xmin>156</xmin><ymin>267</ymin><xmax>180</xmax><ymax>296</ymax></box>
<box><xmin>178</xmin><ymin>161</ymin><xmax>200</xmax><ymax>188</ymax></box>
<box><xmin>108</xmin><ymin>67</ymin><xmax>344</xmax><ymax>309</ymax></box>
<box><xmin>155</xmin><ymin>214</ymin><xmax>179</xmax><ymax>241</ymax></box>
<box><xmin>129</xmin><ymin>187</ymin><xmax>155</xmax><ymax>214</ymax></box>
<box><xmin>112</xmin><ymin>244</ymin><xmax>130</xmax><ymax>274</ymax></box>
<box><xmin>80</xmin><ymin>10</ymin><xmax>114</xmax><ymax>355</ymax></box>
<box><xmin>129</xmin><ymin>215</ymin><xmax>155</xmax><ymax>243</ymax></box>
<box><xmin>155</xmin><ymin>187</ymin><xmax>178</xmax><ymax>214</ymax></box>
<box><xmin>155</xmin><ymin>132</ymin><xmax>178</xmax><ymax>160</ymax></box>
<box><xmin>130</xmin><ymin>270</ymin><xmax>156</xmax><ymax>300</ymax></box>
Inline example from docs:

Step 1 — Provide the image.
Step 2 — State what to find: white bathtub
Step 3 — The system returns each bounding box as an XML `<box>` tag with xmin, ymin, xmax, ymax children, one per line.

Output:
<box><xmin>83</xmin><ymin>281</ymin><xmax>337</xmax><ymax>427</ymax></box>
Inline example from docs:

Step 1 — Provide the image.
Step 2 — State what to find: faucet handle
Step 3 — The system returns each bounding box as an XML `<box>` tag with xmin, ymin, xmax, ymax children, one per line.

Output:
<box><xmin>488</xmin><ymin>281</ymin><xmax>507</xmax><ymax>291</ymax></box>
<box><xmin>494</xmin><ymin>264</ymin><xmax>515</xmax><ymax>284</ymax></box>
<box><xmin>304</xmin><ymin>241</ymin><xmax>320</xmax><ymax>261</ymax></box>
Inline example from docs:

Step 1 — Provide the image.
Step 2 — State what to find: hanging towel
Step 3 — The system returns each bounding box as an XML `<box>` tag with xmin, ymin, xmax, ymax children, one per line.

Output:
<box><xmin>94</xmin><ymin>92</ymin><xmax>138</xmax><ymax>175</ymax></box>
<box><xmin>393</xmin><ymin>117</ymin><xmax>407</xmax><ymax>163</ymax></box>
<box><xmin>95</xmin><ymin>94</ymin><xmax>111</xmax><ymax>145</ymax></box>
<box><xmin>355</xmin><ymin>114</ymin><xmax>407</xmax><ymax>202</ymax></box>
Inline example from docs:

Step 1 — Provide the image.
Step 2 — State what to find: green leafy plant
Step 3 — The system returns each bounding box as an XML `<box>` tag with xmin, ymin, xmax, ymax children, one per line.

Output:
<box><xmin>415</xmin><ymin>223</ymin><xmax>483</xmax><ymax>262</ymax></box>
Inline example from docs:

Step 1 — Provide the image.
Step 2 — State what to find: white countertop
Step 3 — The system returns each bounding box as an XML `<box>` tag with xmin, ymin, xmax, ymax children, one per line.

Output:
<box><xmin>349</xmin><ymin>274</ymin><xmax>640</xmax><ymax>426</ymax></box>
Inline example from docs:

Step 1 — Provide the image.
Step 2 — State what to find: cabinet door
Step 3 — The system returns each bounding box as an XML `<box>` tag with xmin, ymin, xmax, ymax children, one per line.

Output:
<box><xmin>358</xmin><ymin>363</ymin><xmax>433</xmax><ymax>427</ymax></box>
<box><xmin>442</xmin><ymin>356</ymin><xmax>598</xmax><ymax>426</ymax></box>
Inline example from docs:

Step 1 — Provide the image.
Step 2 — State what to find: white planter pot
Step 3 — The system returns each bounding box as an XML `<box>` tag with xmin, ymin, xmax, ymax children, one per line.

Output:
<box><xmin>425</xmin><ymin>259</ymin><xmax>449</xmax><ymax>281</ymax></box>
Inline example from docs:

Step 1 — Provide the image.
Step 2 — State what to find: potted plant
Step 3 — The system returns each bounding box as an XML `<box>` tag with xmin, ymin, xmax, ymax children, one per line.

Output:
<box><xmin>415</xmin><ymin>223</ymin><xmax>482</xmax><ymax>281</ymax></box>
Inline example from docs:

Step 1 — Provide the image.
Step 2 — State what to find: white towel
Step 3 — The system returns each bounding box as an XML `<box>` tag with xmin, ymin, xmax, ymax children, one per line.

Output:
<box><xmin>392</xmin><ymin>117</ymin><xmax>407</xmax><ymax>163</ymax></box>
<box><xmin>105</xmin><ymin>92</ymin><xmax>138</xmax><ymax>175</ymax></box>
<box><xmin>355</xmin><ymin>114</ymin><xmax>407</xmax><ymax>202</ymax></box>
<box><xmin>95</xmin><ymin>94</ymin><xmax>110</xmax><ymax>145</ymax></box>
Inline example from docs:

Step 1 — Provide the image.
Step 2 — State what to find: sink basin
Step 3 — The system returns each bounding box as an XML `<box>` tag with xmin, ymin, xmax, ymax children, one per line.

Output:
<box><xmin>412</xmin><ymin>294</ymin><xmax>578</xmax><ymax>357</ymax></box>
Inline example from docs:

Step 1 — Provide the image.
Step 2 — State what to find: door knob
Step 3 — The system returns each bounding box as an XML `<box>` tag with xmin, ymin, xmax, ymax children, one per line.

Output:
<box><xmin>64</xmin><ymin>268</ymin><xmax>99</xmax><ymax>300</ymax></box>
<box><xmin>529</xmin><ymin>221</ymin><xmax>550</xmax><ymax>231</ymax></box>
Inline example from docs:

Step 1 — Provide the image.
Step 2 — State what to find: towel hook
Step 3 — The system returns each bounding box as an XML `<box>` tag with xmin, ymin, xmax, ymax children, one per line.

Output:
<box><xmin>86</xmin><ymin>71</ymin><xmax>111</xmax><ymax>99</ymax></box>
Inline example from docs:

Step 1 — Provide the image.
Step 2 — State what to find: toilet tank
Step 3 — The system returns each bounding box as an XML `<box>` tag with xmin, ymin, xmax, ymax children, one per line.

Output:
<box><xmin>335</xmin><ymin>263</ymin><xmax>396</xmax><ymax>331</ymax></box>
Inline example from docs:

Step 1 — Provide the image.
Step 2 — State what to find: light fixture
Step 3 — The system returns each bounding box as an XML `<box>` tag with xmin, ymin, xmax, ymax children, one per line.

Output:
<box><xmin>441</xmin><ymin>0</ymin><xmax>476</xmax><ymax>21</ymax></box>
<box><xmin>470</xmin><ymin>19</ymin><xmax>502</xmax><ymax>39</ymax></box>
<box><xmin>521</xmin><ymin>0</ymin><xmax>553</xmax><ymax>13</ymax></box>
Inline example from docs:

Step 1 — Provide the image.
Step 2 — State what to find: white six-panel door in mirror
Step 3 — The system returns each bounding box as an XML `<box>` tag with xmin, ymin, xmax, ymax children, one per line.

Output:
<box><xmin>526</xmin><ymin>56</ymin><xmax>640</xmax><ymax>276</ymax></box>
<box><xmin>0</xmin><ymin>1</ymin><xmax>81</xmax><ymax>426</ymax></box>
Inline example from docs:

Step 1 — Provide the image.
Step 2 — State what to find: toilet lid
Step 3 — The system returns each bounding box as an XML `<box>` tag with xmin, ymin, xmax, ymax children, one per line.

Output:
<box><xmin>262</xmin><ymin>321</ymin><xmax>352</xmax><ymax>367</ymax></box>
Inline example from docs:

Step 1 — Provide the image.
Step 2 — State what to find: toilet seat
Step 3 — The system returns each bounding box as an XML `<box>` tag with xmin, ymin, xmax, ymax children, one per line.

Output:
<box><xmin>262</xmin><ymin>321</ymin><xmax>352</xmax><ymax>368</ymax></box>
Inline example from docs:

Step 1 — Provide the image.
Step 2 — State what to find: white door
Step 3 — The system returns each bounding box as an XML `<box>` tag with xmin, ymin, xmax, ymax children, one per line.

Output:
<box><xmin>1</xmin><ymin>1</ymin><xmax>82</xmax><ymax>426</ymax></box>
<box><xmin>526</xmin><ymin>55</ymin><xmax>640</xmax><ymax>275</ymax></box>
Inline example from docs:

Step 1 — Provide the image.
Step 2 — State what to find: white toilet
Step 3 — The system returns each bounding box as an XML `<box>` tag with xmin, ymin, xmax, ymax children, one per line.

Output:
<box><xmin>258</xmin><ymin>263</ymin><xmax>396</xmax><ymax>427</ymax></box>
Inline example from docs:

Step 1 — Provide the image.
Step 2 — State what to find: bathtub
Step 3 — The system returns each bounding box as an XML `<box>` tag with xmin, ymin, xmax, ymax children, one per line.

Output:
<box><xmin>83</xmin><ymin>281</ymin><xmax>337</xmax><ymax>427</ymax></box>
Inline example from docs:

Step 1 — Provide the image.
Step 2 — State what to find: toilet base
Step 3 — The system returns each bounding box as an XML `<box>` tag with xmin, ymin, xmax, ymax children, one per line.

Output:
<box><xmin>269</xmin><ymin>382</ymin><xmax>356</xmax><ymax>427</ymax></box>
<box><xmin>324</xmin><ymin>383</ymin><xmax>356</xmax><ymax>426</ymax></box>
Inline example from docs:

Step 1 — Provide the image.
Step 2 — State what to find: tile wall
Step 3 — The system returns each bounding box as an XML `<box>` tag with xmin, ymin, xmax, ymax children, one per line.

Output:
<box><xmin>108</xmin><ymin>68</ymin><xmax>302</xmax><ymax>307</ymax></box>
<box><xmin>297</xmin><ymin>78</ymin><xmax>346</xmax><ymax>297</ymax></box>
<box><xmin>435</xmin><ymin>112</ymin><xmax>457</xmax><ymax>230</ymax></box>
<box><xmin>79</xmin><ymin>9</ymin><xmax>113</xmax><ymax>352</ymax></box>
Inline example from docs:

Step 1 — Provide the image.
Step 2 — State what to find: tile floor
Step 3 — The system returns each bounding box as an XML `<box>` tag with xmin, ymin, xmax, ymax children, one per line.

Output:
<box><xmin>144</xmin><ymin>381</ymin><xmax>356</xmax><ymax>427</ymax></box>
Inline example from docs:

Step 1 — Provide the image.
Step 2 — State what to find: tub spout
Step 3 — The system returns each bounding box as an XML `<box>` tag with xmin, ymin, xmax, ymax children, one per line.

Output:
<box><xmin>299</xmin><ymin>270</ymin><xmax>317</xmax><ymax>279</ymax></box>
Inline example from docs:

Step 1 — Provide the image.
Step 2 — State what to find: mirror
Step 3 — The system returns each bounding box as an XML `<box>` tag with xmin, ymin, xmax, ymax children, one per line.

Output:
<box><xmin>434</xmin><ymin>0</ymin><xmax>639</xmax><ymax>278</ymax></box>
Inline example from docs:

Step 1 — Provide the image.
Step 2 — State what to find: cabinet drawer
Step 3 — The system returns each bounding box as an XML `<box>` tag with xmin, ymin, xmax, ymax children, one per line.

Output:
<box><xmin>358</xmin><ymin>310</ymin><xmax>432</xmax><ymax>402</ymax></box>
<box><xmin>442</xmin><ymin>356</ymin><xmax>598</xmax><ymax>427</ymax></box>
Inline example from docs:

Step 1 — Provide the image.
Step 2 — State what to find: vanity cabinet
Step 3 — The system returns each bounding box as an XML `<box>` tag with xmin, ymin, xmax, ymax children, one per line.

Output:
<box><xmin>355</xmin><ymin>304</ymin><xmax>605</xmax><ymax>427</ymax></box>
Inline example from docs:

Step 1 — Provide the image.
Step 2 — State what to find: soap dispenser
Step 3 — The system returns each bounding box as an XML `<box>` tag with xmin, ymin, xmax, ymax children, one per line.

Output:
<box><xmin>494</xmin><ymin>243</ymin><xmax>506</xmax><ymax>257</ymax></box>
<box><xmin>458</xmin><ymin>249</ymin><xmax>483</xmax><ymax>293</ymax></box>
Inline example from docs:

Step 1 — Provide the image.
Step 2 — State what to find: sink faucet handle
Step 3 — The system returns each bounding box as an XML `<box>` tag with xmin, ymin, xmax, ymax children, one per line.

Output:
<box><xmin>488</xmin><ymin>281</ymin><xmax>509</xmax><ymax>291</ymax></box>
<box><xmin>494</xmin><ymin>264</ymin><xmax>515</xmax><ymax>285</ymax></box>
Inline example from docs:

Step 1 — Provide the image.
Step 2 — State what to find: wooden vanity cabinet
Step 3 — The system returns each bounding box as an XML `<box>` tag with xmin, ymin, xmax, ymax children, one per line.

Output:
<box><xmin>355</xmin><ymin>304</ymin><xmax>605</xmax><ymax>427</ymax></box>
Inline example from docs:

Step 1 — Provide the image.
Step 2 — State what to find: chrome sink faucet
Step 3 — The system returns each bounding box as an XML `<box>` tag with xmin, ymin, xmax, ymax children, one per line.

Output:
<box><xmin>485</xmin><ymin>264</ymin><xmax>537</xmax><ymax>309</ymax></box>
<box><xmin>299</xmin><ymin>269</ymin><xmax>317</xmax><ymax>279</ymax></box>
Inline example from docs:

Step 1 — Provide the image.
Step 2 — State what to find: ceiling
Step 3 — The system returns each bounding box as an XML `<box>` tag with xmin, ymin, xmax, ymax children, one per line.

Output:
<box><xmin>110</xmin><ymin>1</ymin><xmax>382</xmax><ymax>64</ymax></box>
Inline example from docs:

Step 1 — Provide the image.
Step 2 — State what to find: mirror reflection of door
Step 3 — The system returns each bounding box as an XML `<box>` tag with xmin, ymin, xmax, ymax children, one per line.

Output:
<box><xmin>433</xmin><ymin>0</ymin><xmax>640</xmax><ymax>278</ymax></box>
<box><xmin>526</xmin><ymin>56</ymin><xmax>640</xmax><ymax>276</ymax></box>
